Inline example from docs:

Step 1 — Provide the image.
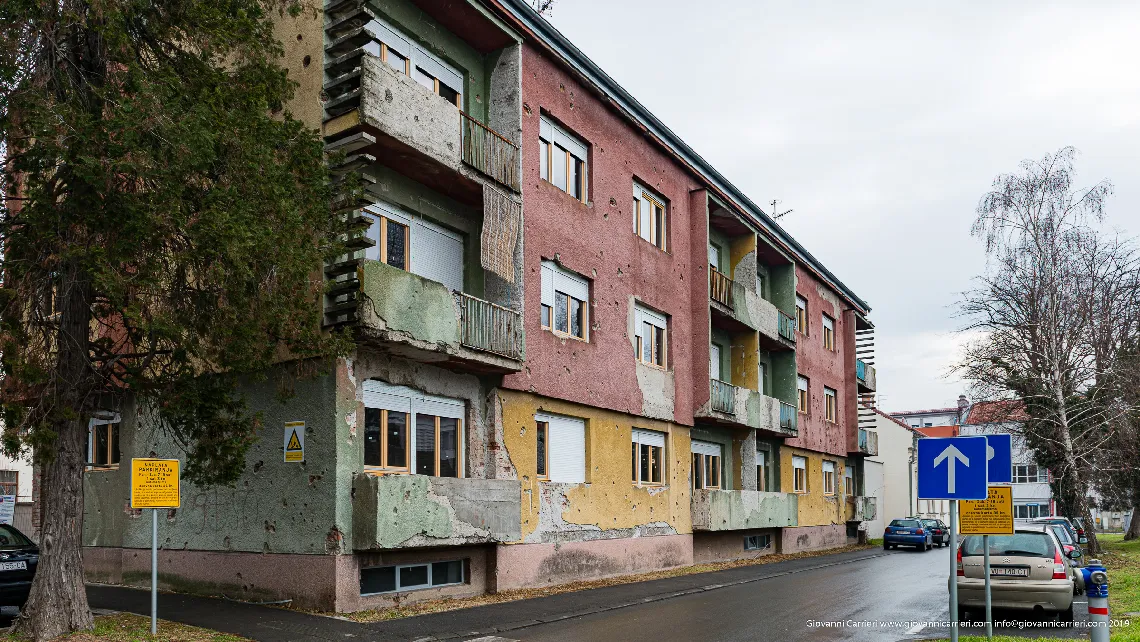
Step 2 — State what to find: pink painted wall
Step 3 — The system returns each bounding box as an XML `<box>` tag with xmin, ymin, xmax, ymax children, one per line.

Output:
<box><xmin>786</xmin><ymin>265</ymin><xmax>851</xmax><ymax>458</ymax></box>
<box><xmin>502</xmin><ymin>43</ymin><xmax>701</xmax><ymax>425</ymax></box>
<box><xmin>494</xmin><ymin>534</ymin><xmax>693</xmax><ymax>590</ymax></box>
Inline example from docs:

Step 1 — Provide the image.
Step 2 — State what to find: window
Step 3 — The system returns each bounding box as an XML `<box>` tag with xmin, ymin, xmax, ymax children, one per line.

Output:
<box><xmin>540</xmin><ymin>116</ymin><xmax>588</xmax><ymax>201</ymax></box>
<box><xmin>633</xmin><ymin>182</ymin><xmax>667</xmax><ymax>250</ymax></box>
<box><xmin>822</xmin><ymin>461</ymin><xmax>836</xmax><ymax>495</ymax></box>
<box><xmin>756</xmin><ymin>446</ymin><xmax>770</xmax><ymax>492</ymax></box>
<box><xmin>540</xmin><ymin>261</ymin><xmax>589</xmax><ymax>340</ymax></box>
<box><xmin>822</xmin><ymin>314</ymin><xmax>835</xmax><ymax>351</ymax></box>
<box><xmin>709</xmin><ymin>343</ymin><xmax>723</xmax><ymax>381</ymax></box>
<box><xmin>797</xmin><ymin>376</ymin><xmax>809</xmax><ymax>413</ymax></box>
<box><xmin>744</xmin><ymin>534</ymin><xmax>771</xmax><ymax>551</ymax></box>
<box><xmin>536</xmin><ymin>413</ymin><xmax>586</xmax><ymax>483</ymax></box>
<box><xmin>87</xmin><ymin>414</ymin><xmax>121</xmax><ymax>469</ymax></box>
<box><xmin>792</xmin><ymin>455</ymin><xmax>807</xmax><ymax>493</ymax></box>
<box><xmin>1013</xmin><ymin>464</ymin><xmax>1047</xmax><ymax>484</ymax></box>
<box><xmin>843</xmin><ymin>465</ymin><xmax>854</xmax><ymax>496</ymax></box>
<box><xmin>795</xmin><ymin>295</ymin><xmax>808</xmax><ymax>335</ymax></box>
<box><xmin>632</xmin><ymin>429</ymin><xmax>666</xmax><ymax>486</ymax></box>
<box><xmin>758</xmin><ymin>362</ymin><xmax>767</xmax><ymax>395</ymax></box>
<box><xmin>0</xmin><ymin>471</ymin><xmax>17</xmax><ymax>497</ymax></box>
<box><xmin>360</xmin><ymin>559</ymin><xmax>464</xmax><ymax>595</ymax></box>
<box><xmin>368</xmin><ymin>18</ymin><xmax>463</xmax><ymax>108</ymax></box>
<box><xmin>363</xmin><ymin>381</ymin><xmax>463</xmax><ymax>477</ymax></box>
<box><xmin>824</xmin><ymin>387</ymin><xmax>837</xmax><ymax>423</ymax></box>
<box><xmin>633</xmin><ymin>304</ymin><xmax>668</xmax><ymax>368</ymax></box>
<box><xmin>1014</xmin><ymin>504</ymin><xmax>1043</xmax><ymax>519</ymax></box>
<box><xmin>535</xmin><ymin>421</ymin><xmax>549</xmax><ymax>481</ymax></box>
<box><xmin>708</xmin><ymin>243</ymin><xmax>721</xmax><ymax>272</ymax></box>
<box><xmin>691</xmin><ymin>441</ymin><xmax>722</xmax><ymax>490</ymax></box>
<box><xmin>362</xmin><ymin>202</ymin><xmax>465</xmax><ymax>293</ymax></box>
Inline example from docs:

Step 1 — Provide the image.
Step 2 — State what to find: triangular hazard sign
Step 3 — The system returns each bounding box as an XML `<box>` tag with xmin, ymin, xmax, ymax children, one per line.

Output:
<box><xmin>286</xmin><ymin>430</ymin><xmax>302</xmax><ymax>451</ymax></box>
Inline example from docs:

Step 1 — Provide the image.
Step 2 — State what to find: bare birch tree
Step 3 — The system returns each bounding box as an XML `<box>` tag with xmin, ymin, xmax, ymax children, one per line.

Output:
<box><xmin>957</xmin><ymin>147</ymin><xmax>1140</xmax><ymax>554</ymax></box>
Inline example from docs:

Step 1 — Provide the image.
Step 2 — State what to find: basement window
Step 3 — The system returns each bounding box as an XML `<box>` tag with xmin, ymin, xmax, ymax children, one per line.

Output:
<box><xmin>744</xmin><ymin>534</ymin><xmax>771</xmax><ymax>551</ymax></box>
<box><xmin>360</xmin><ymin>560</ymin><xmax>464</xmax><ymax>595</ymax></box>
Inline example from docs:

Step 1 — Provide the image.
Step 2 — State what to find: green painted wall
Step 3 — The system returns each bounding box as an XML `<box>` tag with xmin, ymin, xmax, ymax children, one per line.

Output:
<box><xmin>768</xmin><ymin>263</ymin><xmax>796</xmax><ymax>316</ymax></box>
<box><xmin>707</xmin><ymin>228</ymin><xmax>730</xmax><ymax>273</ymax></box>
<box><xmin>771</xmin><ymin>350</ymin><xmax>797</xmax><ymax>407</ymax></box>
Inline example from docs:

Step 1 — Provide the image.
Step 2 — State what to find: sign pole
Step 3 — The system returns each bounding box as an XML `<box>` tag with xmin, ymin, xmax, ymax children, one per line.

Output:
<box><xmin>151</xmin><ymin>507</ymin><xmax>158</xmax><ymax>635</ymax></box>
<box><xmin>983</xmin><ymin>533</ymin><xmax>992</xmax><ymax>640</ymax></box>
<box><xmin>950</xmin><ymin>499</ymin><xmax>958</xmax><ymax>642</ymax></box>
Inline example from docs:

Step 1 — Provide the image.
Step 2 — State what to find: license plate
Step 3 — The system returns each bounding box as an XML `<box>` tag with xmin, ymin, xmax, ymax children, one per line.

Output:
<box><xmin>990</xmin><ymin>566</ymin><xmax>1029</xmax><ymax>577</ymax></box>
<box><xmin>895</xmin><ymin>530</ymin><xmax>909</xmax><ymax>534</ymax></box>
<box><xmin>0</xmin><ymin>561</ymin><xmax>26</xmax><ymax>571</ymax></box>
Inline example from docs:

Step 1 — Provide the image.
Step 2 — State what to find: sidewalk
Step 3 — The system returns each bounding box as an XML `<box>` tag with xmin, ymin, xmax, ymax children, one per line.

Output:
<box><xmin>89</xmin><ymin>547</ymin><xmax>886</xmax><ymax>642</ymax></box>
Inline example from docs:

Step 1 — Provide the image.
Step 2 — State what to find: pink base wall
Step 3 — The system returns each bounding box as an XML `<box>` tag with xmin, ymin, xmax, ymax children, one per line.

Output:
<box><xmin>780</xmin><ymin>524</ymin><xmax>847</xmax><ymax>554</ymax></box>
<box><xmin>494</xmin><ymin>534</ymin><xmax>693</xmax><ymax>591</ymax></box>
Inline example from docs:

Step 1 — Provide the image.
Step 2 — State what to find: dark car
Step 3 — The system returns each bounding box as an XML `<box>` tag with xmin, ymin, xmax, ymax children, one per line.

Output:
<box><xmin>921</xmin><ymin>518</ymin><xmax>951</xmax><ymax>547</ymax></box>
<box><xmin>884</xmin><ymin>518</ymin><xmax>932</xmax><ymax>551</ymax></box>
<box><xmin>1029</xmin><ymin>517</ymin><xmax>1081</xmax><ymax>549</ymax></box>
<box><xmin>0</xmin><ymin>524</ymin><xmax>38</xmax><ymax>607</ymax></box>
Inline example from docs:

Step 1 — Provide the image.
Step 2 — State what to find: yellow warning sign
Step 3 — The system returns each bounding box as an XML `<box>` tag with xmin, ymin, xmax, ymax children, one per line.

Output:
<box><xmin>284</xmin><ymin>421</ymin><xmax>305</xmax><ymax>463</ymax></box>
<box><xmin>960</xmin><ymin>486</ymin><xmax>1014</xmax><ymax>535</ymax></box>
<box><xmin>130</xmin><ymin>459</ymin><xmax>181</xmax><ymax>509</ymax></box>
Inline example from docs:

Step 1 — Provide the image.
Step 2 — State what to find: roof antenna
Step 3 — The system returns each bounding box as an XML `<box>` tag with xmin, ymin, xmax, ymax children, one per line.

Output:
<box><xmin>770</xmin><ymin>199</ymin><xmax>793</xmax><ymax>220</ymax></box>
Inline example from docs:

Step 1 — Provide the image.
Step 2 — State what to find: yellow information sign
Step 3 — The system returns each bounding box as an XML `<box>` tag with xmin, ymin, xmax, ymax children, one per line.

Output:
<box><xmin>130</xmin><ymin>459</ymin><xmax>181</xmax><ymax>509</ymax></box>
<box><xmin>960</xmin><ymin>485</ymin><xmax>1013</xmax><ymax>535</ymax></box>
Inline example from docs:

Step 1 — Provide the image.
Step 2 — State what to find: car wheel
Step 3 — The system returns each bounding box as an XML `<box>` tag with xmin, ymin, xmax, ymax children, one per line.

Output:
<box><xmin>883</xmin><ymin>542</ymin><xmax>890</xmax><ymax>551</ymax></box>
<box><xmin>957</xmin><ymin>605</ymin><xmax>969</xmax><ymax>623</ymax></box>
<box><xmin>1059</xmin><ymin>604</ymin><xmax>1074</xmax><ymax>623</ymax></box>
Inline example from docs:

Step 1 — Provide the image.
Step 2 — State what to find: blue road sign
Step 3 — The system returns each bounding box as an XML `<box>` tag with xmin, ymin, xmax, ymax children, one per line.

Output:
<box><xmin>917</xmin><ymin>436</ymin><xmax>989</xmax><ymax>500</ymax></box>
<box><xmin>986</xmin><ymin>434</ymin><xmax>1013</xmax><ymax>484</ymax></box>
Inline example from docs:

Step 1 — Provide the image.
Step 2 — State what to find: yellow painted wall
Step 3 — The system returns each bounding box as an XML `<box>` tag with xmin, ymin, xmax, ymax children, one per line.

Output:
<box><xmin>730</xmin><ymin>330</ymin><xmax>760</xmax><ymax>390</ymax></box>
<box><xmin>780</xmin><ymin>445</ymin><xmax>848</xmax><ymax>527</ymax></box>
<box><xmin>728</xmin><ymin>233</ymin><xmax>757</xmax><ymax>283</ymax></box>
<box><xmin>497</xmin><ymin>389</ymin><xmax>693</xmax><ymax>539</ymax></box>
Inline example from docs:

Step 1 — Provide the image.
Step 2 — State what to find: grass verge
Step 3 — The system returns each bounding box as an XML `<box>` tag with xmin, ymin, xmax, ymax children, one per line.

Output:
<box><xmin>4</xmin><ymin>612</ymin><xmax>250</xmax><ymax>641</ymax></box>
<box><xmin>332</xmin><ymin>542</ymin><xmax>876</xmax><ymax>623</ymax></box>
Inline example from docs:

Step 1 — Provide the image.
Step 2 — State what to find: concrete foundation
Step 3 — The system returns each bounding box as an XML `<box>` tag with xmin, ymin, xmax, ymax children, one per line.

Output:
<box><xmin>780</xmin><ymin>524</ymin><xmax>847</xmax><ymax>554</ymax></box>
<box><xmin>692</xmin><ymin>529</ymin><xmax>780</xmax><ymax>564</ymax></box>
<box><xmin>494</xmin><ymin>533</ymin><xmax>692</xmax><ymax>591</ymax></box>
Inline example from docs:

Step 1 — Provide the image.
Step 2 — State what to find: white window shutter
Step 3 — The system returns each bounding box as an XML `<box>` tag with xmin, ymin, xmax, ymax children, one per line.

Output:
<box><xmin>538</xmin><ymin>413</ymin><xmax>585</xmax><ymax>484</ymax></box>
<box><xmin>413</xmin><ymin>46</ymin><xmax>462</xmax><ymax>93</ymax></box>
<box><xmin>709</xmin><ymin>344</ymin><xmax>721</xmax><ymax>381</ymax></box>
<box><xmin>631</xmin><ymin>429</ymin><xmax>665</xmax><ymax>448</ymax></box>
<box><xmin>364</xmin><ymin>18</ymin><xmax>413</xmax><ymax>61</ymax></box>
<box><xmin>540</xmin><ymin>262</ymin><xmax>554</xmax><ymax>307</ymax></box>
<box><xmin>363</xmin><ymin>380</ymin><xmax>414</xmax><ymax>413</ymax></box>
<box><xmin>691</xmin><ymin>440</ymin><xmax>721</xmax><ymax>457</ymax></box>
<box><xmin>554</xmin><ymin>271</ymin><xmax>588</xmax><ymax>301</ymax></box>
<box><xmin>411</xmin><ymin>219</ymin><xmax>464</xmax><ymax>293</ymax></box>
<box><xmin>638</xmin><ymin>306</ymin><xmax>667</xmax><ymax>330</ymax></box>
<box><xmin>540</xmin><ymin>117</ymin><xmax>553</xmax><ymax>142</ymax></box>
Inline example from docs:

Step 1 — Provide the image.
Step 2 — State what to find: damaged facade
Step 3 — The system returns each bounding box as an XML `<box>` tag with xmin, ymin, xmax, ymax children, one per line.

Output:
<box><xmin>79</xmin><ymin>0</ymin><xmax>878</xmax><ymax>612</ymax></box>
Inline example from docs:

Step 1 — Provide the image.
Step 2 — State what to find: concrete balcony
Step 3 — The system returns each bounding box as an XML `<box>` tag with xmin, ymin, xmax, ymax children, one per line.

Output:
<box><xmin>691</xmin><ymin>490</ymin><xmax>799</xmax><ymax>531</ymax></box>
<box><xmin>696</xmin><ymin>381</ymin><xmax>798</xmax><ymax>438</ymax></box>
<box><xmin>857</xmin><ymin>359</ymin><xmax>876</xmax><ymax>393</ymax></box>
<box><xmin>354</xmin><ymin>260</ymin><xmax>523</xmax><ymax>373</ymax></box>
<box><xmin>352</xmin><ymin>474</ymin><xmax>522</xmax><ymax>550</ymax></box>
<box><xmin>709</xmin><ymin>274</ymin><xmax>794</xmax><ymax>351</ymax></box>
<box><xmin>845</xmin><ymin>495</ymin><xmax>877</xmax><ymax>522</ymax></box>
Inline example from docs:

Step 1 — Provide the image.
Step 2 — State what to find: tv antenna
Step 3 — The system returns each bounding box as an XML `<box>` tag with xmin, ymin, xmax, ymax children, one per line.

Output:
<box><xmin>770</xmin><ymin>199</ymin><xmax>793</xmax><ymax>220</ymax></box>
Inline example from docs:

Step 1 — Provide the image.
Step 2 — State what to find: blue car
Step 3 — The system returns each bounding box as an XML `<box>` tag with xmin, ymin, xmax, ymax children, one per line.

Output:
<box><xmin>883</xmin><ymin>518</ymin><xmax>932</xmax><ymax>551</ymax></box>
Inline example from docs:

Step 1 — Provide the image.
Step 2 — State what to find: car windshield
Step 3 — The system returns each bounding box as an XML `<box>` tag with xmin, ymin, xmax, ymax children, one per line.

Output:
<box><xmin>891</xmin><ymin>519</ymin><xmax>921</xmax><ymax>528</ymax></box>
<box><xmin>962</xmin><ymin>532</ymin><xmax>1055</xmax><ymax>558</ymax></box>
<box><xmin>0</xmin><ymin>525</ymin><xmax>32</xmax><ymax>549</ymax></box>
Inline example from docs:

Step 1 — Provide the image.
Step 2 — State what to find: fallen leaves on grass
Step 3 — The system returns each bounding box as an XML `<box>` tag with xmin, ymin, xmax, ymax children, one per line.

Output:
<box><xmin>5</xmin><ymin>612</ymin><xmax>250</xmax><ymax>642</ymax></box>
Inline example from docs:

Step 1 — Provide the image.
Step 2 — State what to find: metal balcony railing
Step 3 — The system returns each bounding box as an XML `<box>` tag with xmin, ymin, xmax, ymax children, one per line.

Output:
<box><xmin>455</xmin><ymin>292</ymin><xmax>523</xmax><ymax>360</ymax></box>
<box><xmin>461</xmin><ymin>112</ymin><xmax>520</xmax><ymax>192</ymax></box>
<box><xmin>711</xmin><ymin>378</ymin><xmax>736</xmax><ymax>415</ymax></box>
<box><xmin>780</xmin><ymin>401</ymin><xmax>797</xmax><ymax>432</ymax></box>
<box><xmin>709</xmin><ymin>268</ymin><xmax>733</xmax><ymax>308</ymax></box>
<box><xmin>777</xmin><ymin>310</ymin><xmax>796</xmax><ymax>343</ymax></box>
<box><xmin>856</xmin><ymin>358</ymin><xmax>866</xmax><ymax>382</ymax></box>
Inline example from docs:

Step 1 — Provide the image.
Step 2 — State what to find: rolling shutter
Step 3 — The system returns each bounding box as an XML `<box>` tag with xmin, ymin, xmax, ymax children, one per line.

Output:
<box><xmin>540</xmin><ymin>262</ymin><xmax>555</xmax><ymax>308</ymax></box>
<box><xmin>632</xmin><ymin>429</ymin><xmax>665</xmax><ymax>448</ymax></box>
<box><xmin>362</xmin><ymin>380</ymin><xmax>415</xmax><ymax>413</ymax></box>
<box><xmin>691</xmin><ymin>440</ymin><xmax>721</xmax><ymax>457</ymax></box>
<box><xmin>710</xmin><ymin>344</ymin><xmax>722</xmax><ymax>381</ymax></box>
<box><xmin>411</xmin><ymin>218</ymin><xmax>464</xmax><ymax>293</ymax></box>
<box><xmin>543</xmin><ymin>260</ymin><xmax>588</xmax><ymax>301</ymax></box>
<box><xmin>537</xmin><ymin>413</ymin><xmax>585</xmax><ymax>484</ymax></box>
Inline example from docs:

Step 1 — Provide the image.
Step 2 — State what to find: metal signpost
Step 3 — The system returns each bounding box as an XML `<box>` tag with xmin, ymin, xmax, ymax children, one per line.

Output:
<box><xmin>130</xmin><ymin>458</ymin><xmax>181</xmax><ymax>635</ymax></box>
<box><xmin>917</xmin><ymin>436</ymin><xmax>988</xmax><ymax>642</ymax></box>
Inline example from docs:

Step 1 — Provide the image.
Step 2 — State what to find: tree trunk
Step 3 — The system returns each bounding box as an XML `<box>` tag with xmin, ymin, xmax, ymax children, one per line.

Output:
<box><xmin>14</xmin><ymin>265</ymin><xmax>95</xmax><ymax>640</ymax></box>
<box><xmin>1126</xmin><ymin>502</ymin><xmax>1140</xmax><ymax>541</ymax></box>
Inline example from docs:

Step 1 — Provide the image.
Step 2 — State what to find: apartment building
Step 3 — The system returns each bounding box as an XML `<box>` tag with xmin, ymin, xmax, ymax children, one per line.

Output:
<box><xmin>78</xmin><ymin>0</ymin><xmax>874</xmax><ymax>611</ymax></box>
<box><xmin>959</xmin><ymin>400</ymin><xmax>1054</xmax><ymax>519</ymax></box>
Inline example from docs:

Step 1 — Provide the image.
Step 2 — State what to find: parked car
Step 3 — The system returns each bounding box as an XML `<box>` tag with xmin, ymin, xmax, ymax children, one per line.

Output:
<box><xmin>884</xmin><ymin>518</ymin><xmax>932</xmax><ymax>551</ymax></box>
<box><xmin>921</xmin><ymin>518</ymin><xmax>951</xmax><ymax>547</ymax></box>
<box><xmin>952</xmin><ymin>524</ymin><xmax>1079</xmax><ymax>622</ymax></box>
<box><xmin>1029</xmin><ymin>517</ymin><xmax>1081</xmax><ymax>549</ymax></box>
<box><xmin>1070</xmin><ymin>517</ymin><xmax>1089</xmax><ymax>545</ymax></box>
<box><xmin>1040</xmin><ymin>522</ymin><xmax>1083</xmax><ymax>567</ymax></box>
<box><xmin>0</xmin><ymin>524</ymin><xmax>37</xmax><ymax>608</ymax></box>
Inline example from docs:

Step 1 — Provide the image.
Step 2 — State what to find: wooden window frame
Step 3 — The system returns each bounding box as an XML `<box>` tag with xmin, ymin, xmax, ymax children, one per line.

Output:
<box><xmin>540</xmin><ymin>132</ymin><xmax>587</xmax><ymax>203</ymax></box>
<box><xmin>419</xmin><ymin>415</ymin><xmax>463</xmax><ymax>478</ymax></box>
<box><xmin>632</xmin><ymin>434</ymin><xmax>665</xmax><ymax>487</ymax></box>
<box><xmin>536</xmin><ymin>421</ymin><xmax>550</xmax><ymax>481</ymax></box>
<box><xmin>756</xmin><ymin>448</ymin><xmax>769</xmax><ymax>492</ymax></box>
<box><xmin>822</xmin><ymin>314</ymin><xmax>835</xmax><ymax>351</ymax></box>
<box><xmin>87</xmin><ymin>421</ymin><xmax>121</xmax><ymax>471</ymax></box>
<box><xmin>797</xmin><ymin>376</ymin><xmax>810</xmax><ymax>414</ymax></box>
<box><xmin>369</xmin><ymin>214</ymin><xmax>410</xmax><ymax>270</ymax></box>
<box><xmin>636</xmin><ymin>324</ymin><xmax>667</xmax><ymax>370</ymax></box>
<box><xmin>824</xmin><ymin>387</ymin><xmax>837</xmax><ymax>423</ymax></box>
<box><xmin>365</xmin><ymin>409</ymin><xmax>411</xmax><ymax>474</ymax></box>
<box><xmin>692</xmin><ymin>453</ymin><xmax>722</xmax><ymax>490</ymax></box>
<box><xmin>795</xmin><ymin>296</ymin><xmax>808</xmax><ymax>336</ymax></box>
<box><xmin>792</xmin><ymin>456</ymin><xmax>807</xmax><ymax>493</ymax></box>
<box><xmin>822</xmin><ymin>461</ymin><xmax>836</xmax><ymax>495</ymax></box>
<box><xmin>550</xmin><ymin>291</ymin><xmax>588</xmax><ymax>341</ymax></box>
<box><xmin>380</xmin><ymin>42</ymin><xmax>462</xmax><ymax>109</ymax></box>
<box><xmin>844</xmin><ymin>466</ymin><xmax>855</xmax><ymax>496</ymax></box>
<box><xmin>633</xmin><ymin>190</ymin><xmax>667</xmax><ymax>251</ymax></box>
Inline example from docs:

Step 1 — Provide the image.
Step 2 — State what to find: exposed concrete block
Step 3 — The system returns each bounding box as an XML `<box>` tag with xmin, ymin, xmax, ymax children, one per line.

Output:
<box><xmin>359</xmin><ymin>55</ymin><xmax>462</xmax><ymax>171</ymax></box>
<box><xmin>690</xmin><ymin>490</ymin><xmax>798</xmax><ymax>531</ymax></box>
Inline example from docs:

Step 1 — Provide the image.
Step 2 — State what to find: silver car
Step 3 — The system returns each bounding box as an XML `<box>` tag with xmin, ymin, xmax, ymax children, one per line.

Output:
<box><xmin>951</xmin><ymin>525</ymin><xmax>1080</xmax><ymax>622</ymax></box>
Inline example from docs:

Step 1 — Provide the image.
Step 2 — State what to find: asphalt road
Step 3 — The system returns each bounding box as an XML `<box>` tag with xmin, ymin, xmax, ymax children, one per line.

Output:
<box><xmin>510</xmin><ymin>546</ymin><xmax>1088</xmax><ymax>642</ymax></box>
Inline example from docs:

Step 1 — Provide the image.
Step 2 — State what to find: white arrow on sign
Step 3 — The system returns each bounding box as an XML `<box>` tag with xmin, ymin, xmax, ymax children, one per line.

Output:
<box><xmin>933</xmin><ymin>444</ymin><xmax>970</xmax><ymax>493</ymax></box>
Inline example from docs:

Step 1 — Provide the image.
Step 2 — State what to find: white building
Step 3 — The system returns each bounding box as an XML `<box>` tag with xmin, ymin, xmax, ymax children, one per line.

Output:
<box><xmin>865</xmin><ymin>409</ymin><xmax>919</xmax><ymax>533</ymax></box>
<box><xmin>0</xmin><ymin>450</ymin><xmax>33</xmax><ymax>501</ymax></box>
<box><xmin>960</xmin><ymin>400</ymin><xmax>1054</xmax><ymax>518</ymax></box>
<box><xmin>891</xmin><ymin>395</ymin><xmax>970</xmax><ymax>429</ymax></box>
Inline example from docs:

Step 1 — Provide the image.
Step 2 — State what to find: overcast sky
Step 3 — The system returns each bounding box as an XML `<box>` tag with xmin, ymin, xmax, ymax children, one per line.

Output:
<box><xmin>543</xmin><ymin>0</ymin><xmax>1140</xmax><ymax>412</ymax></box>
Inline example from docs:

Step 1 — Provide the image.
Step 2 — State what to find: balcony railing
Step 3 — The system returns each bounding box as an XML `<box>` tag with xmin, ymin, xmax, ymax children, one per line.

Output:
<box><xmin>710</xmin><ymin>378</ymin><xmax>736</xmax><ymax>415</ymax></box>
<box><xmin>858</xmin><ymin>428</ymin><xmax>879</xmax><ymax>456</ymax></box>
<box><xmin>856</xmin><ymin>358</ymin><xmax>866</xmax><ymax>382</ymax></box>
<box><xmin>777</xmin><ymin>310</ymin><xmax>796</xmax><ymax>343</ymax></box>
<box><xmin>455</xmin><ymin>292</ymin><xmax>523</xmax><ymax>360</ymax></box>
<box><xmin>780</xmin><ymin>401</ymin><xmax>797</xmax><ymax>432</ymax></box>
<box><xmin>461</xmin><ymin>112</ymin><xmax>520</xmax><ymax>192</ymax></box>
<box><xmin>709</xmin><ymin>268</ymin><xmax>733</xmax><ymax>308</ymax></box>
